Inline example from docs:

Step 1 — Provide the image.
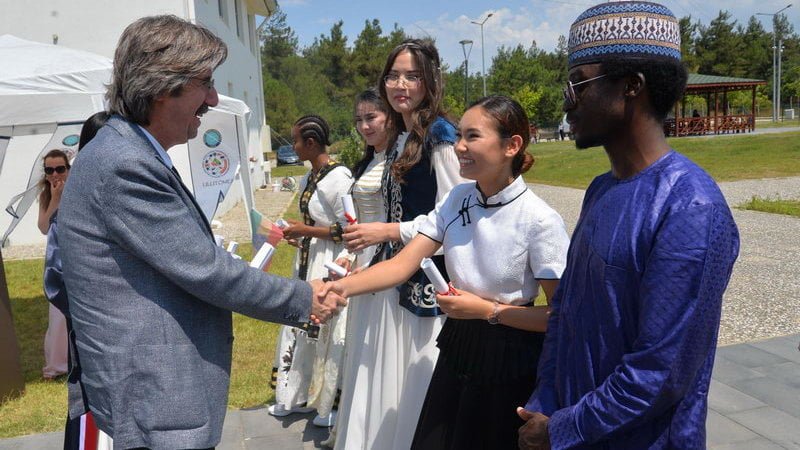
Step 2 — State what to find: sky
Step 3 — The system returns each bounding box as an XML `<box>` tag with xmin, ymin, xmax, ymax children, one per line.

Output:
<box><xmin>278</xmin><ymin>0</ymin><xmax>799</xmax><ymax>74</ymax></box>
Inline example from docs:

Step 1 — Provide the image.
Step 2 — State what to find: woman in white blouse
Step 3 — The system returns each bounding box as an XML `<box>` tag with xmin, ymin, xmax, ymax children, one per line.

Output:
<box><xmin>321</xmin><ymin>96</ymin><xmax>570</xmax><ymax>449</ymax></box>
<box><xmin>269</xmin><ymin>115</ymin><xmax>352</xmax><ymax>427</ymax></box>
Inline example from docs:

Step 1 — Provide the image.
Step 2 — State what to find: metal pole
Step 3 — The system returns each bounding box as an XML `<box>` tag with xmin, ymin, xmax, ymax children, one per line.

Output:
<box><xmin>465</xmin><ymin>58</ymin><xmax>469</xmax><ymax>105</ymax></box>
<box><xmin>480</xmin><ymin>25</ymin><xmax>486</xmax><ymax>96</ymax></box>
<box><xmin>778</xmin><ymin>40</ymin><xmax>783</xmax><ymax>120</ymax></box>
<box><xmin>757</xmin><ymin>4</ymin><xmax>792</xmax><ymax>122</ymax></box>
<box><xmin>459</xmin><ymin>40</ymin><xmax>473</xmax><ymax>107</ymax></box>
<box><xmin>471</xmin><ymin>13</ymin><xmax>493</xmax><ymax>97</ymax></box>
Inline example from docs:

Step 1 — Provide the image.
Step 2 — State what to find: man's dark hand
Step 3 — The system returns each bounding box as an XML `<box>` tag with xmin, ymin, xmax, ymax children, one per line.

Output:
<box><xmin>517</xmin><ymin>407</ymin><xmax>551</xmax><ymax>450</ymax></box>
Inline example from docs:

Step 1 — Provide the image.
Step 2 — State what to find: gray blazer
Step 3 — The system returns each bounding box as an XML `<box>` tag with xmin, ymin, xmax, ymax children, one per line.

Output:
<box><xmin>59</xmin><ymin>116</ymin><xmax>312</xmax><ymax>450</ymax></box>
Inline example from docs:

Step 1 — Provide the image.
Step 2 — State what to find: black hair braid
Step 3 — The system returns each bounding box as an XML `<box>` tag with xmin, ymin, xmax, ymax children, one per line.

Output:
<box><xmin>295</xmin><ymin>115</ymin><xmax>332</xmax><ymax>147</ymax></box>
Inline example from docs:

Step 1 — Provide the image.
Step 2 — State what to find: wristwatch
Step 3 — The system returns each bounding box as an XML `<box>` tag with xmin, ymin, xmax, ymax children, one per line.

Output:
<box><xmin>487</xmin><ymin>301</ymin><xmax>501</xmax><ymax>325</ymax></box>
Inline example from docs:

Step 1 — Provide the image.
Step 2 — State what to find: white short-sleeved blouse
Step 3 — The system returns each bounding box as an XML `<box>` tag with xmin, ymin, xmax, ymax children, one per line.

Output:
<box><xmin>418</xmin><ymin>176</ymin><xmax>570</xmax><ymax>306</ymax></box>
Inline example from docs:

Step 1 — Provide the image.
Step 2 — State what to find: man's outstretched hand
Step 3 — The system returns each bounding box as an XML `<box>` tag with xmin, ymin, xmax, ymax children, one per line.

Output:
<box><xmin>308</xmin><ymin>279</ymin><xmax>346</xmax><ymax>324</ymax></box>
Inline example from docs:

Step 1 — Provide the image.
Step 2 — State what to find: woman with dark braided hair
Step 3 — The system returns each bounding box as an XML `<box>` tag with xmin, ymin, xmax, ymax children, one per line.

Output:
<box><xmin>330</xmin><ymin>39</ymin><xmax>466</xmax><ymax>450</ymax></box>
<box><xmin>268</xmin><ymin>115</ymin><xmax>352</xmax><ymax>427</ymax></box>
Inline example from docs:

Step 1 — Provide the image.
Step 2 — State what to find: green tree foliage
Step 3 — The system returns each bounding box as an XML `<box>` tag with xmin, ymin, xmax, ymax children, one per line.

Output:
<box><xmin>335</xmin><ymin>128</ymin><xmax>365</xmax><ymax>169</ymax></box>
<box><xmin>259</xmin><ymin>7</ymin><xmax>800</xmax><ymax>147</ymax></box>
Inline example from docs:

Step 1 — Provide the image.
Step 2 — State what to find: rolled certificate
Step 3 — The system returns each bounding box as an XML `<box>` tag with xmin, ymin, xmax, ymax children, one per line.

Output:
<box><xmin>420</xmin><ymin>257</ymin><xmax>456</xmax><ymax>295</ymax></box>
<box><xmin>249</xmin><ymin>243</ymin><xmax>276</xmax><ymax>271</ymax></box>
<box><xmin>341</xmin><ymin>195</ymin><xmax>357</xmax><ymax>225</ymax></box>
<box><xmin>276</xmin><ymin>218</ymin><xmax>289</xmax><ymax>229</ymax></box>
<box><xmin>226</xmin><ymin>241</ymin><xmax>239</xmax><ymax>254</ymax></box>
<box><xmin>324</xmin><ymin>261</ymin><xmax>349</xmax><ymax>278</ymax></box>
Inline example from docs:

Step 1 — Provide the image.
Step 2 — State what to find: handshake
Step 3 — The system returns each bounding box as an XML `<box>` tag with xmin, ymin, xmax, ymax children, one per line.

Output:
<box><xmin>306</xmin><ymin>259</ymin><xmax>353</xmax><ymax>324</ymax></box>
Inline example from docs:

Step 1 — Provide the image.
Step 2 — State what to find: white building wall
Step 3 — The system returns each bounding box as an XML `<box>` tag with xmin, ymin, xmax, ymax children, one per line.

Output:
<box><xmin>0</xmin><ymin>0</ymin><xmax>269</xmax><ymax>246</ymax></box>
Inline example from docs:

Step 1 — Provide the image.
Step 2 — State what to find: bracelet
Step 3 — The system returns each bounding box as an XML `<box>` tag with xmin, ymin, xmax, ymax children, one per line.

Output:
<box><xmin>329</xmin><ymin>222</ymin><xmax>344</xmax><ymax>243</ymax></box>
<box><xmin>487</xmin><ymin>301</ymin><xmax>500</xmax><ymax>325</ymax></box>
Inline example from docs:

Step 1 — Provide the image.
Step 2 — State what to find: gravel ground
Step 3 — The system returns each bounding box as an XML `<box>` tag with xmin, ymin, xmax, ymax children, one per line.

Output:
<box><xmin>4</xmin><ymin>175</ymin><xmax>798</xmax><ymax>345</ymax></box>
<box><xmin>531</xmin><ymin>178</ymin><xmax>800</xmax><ymax>346</ymax></box>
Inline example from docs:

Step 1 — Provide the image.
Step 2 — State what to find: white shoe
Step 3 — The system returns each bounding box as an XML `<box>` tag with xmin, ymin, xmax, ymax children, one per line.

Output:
<box><xmin>313</xmin><ymin>410</ymin><xmax>337</xmax><ymax>427</ymax></box>
<box><xmin>268</xmin><ymin>403</ymin><xmax>314</xmax><ymax>417</ymax></box>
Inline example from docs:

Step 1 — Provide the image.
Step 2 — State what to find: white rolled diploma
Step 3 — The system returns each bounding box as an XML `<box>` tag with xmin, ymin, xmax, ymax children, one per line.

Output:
<box><xmin>249</xmin><ymin>243</ymin><xmax>276</xmax><ymax>270</ymax></box>
<box><xmin>324</xmin><ymin>261</ymin><xmax>349</xmax><ymax>278</ymax></box>
<box><xmin>341</xmin><ymin>194</ymin><xmax>357</xmax><ymax>224</ymax></box>
<box><xmin>226</xmin><ymin>241</ymin><xmax>239</xmax><ymax>254</ymax></box>
<box><xmin>420</xmin><ymin>257</ymin><xmax>452</xmax><ymax>295</ymax></box>
<box><xmin>276</xmin><ymin>218</ymin><xmax>289</xmax><ymax>229</ymax></box>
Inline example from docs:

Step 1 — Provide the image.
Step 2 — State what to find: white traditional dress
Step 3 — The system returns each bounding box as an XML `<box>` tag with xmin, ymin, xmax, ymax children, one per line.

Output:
<box><xmin>334</xmin><ymin>117</ymin><xmax>465</xmax><ymax>450</ymax></box>
<box><xmin>271</xmin><ymin>163</ymin><xmax>352</xmax><ymax>413</ymax></box>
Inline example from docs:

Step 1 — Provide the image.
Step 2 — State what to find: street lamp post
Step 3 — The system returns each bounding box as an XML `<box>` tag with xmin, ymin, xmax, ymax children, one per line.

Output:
<box><xmin>459</xmin><ymin>39</ymin><xmax>474</xmax><ymax>106</ymax></box>
<box><xmin>757</xmin><ymin>4</ymin><xmax>792</xmax><ymax>122</ymax></box>
<box><xmin>471</xmin><ymin>13</ymin><xmax>493</xmax><ymax>97</ymax></box>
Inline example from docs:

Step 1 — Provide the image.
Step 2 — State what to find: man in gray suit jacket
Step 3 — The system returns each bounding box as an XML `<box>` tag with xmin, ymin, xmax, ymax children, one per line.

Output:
<box><xmin>59</xmin><ymin>15</ymin><xmax>344</xmax><ymax>450</ymax></box>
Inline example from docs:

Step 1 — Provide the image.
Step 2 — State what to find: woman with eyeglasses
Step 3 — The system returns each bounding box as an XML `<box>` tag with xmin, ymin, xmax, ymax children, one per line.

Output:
<box><xmin>37</xmin><ymin>148</ymin><xmax>72</xmax><ymax>380</ymax></box>
<box><xmin>330</xmin><ymin>39</ymin><xmax>466</xmax><ymax>450</ymax></box>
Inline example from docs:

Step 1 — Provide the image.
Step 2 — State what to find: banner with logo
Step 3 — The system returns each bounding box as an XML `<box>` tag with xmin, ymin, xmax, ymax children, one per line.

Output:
<box><xmin>186</xmin><ymin>110</ymin><xmax>241</xmax><ymax>222</ymax></box>
<box><xmin>1</xmin><ymin>122</ymin><xmax>82</xmax><ymax>246</ymax></box>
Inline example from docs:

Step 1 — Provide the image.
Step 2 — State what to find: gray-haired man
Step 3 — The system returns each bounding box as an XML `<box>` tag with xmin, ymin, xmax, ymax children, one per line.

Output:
<box><xmin>59</xmin><ymin>15</ymin><xmax>344</xmax><ymax>449</ymax></box>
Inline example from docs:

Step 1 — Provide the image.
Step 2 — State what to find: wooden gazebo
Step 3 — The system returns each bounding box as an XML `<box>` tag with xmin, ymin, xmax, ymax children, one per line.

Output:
<box><xmin>665</xmin><ymin>74</ymin><xmax>766</xmax><ymax>137</ymax></box>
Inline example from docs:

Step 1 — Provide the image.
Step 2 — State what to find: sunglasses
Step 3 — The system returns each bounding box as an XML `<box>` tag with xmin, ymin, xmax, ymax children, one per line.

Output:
<box><xmin>563</xmin><ymin>74</ymin><xmax>608</xmax><ymax>109</ymax></box>
<box><xmin>44</xmin><ymin>165</ymin><xmax>69</xmax><ymax>175</ymax></box>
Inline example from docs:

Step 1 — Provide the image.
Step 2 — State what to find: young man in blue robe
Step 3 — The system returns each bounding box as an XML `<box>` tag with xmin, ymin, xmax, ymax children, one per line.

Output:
<box><xmin>517</xmin><ymin>2</ymin><xmax>740</xmax><ymax>449</ymax></box>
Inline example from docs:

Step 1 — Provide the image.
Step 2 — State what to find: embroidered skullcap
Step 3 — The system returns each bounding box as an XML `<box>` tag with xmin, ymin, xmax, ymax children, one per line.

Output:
<box><xmin>568</xmin><ymin>1</ymin><xmax>681</xmax><ymax>68</ymax></box>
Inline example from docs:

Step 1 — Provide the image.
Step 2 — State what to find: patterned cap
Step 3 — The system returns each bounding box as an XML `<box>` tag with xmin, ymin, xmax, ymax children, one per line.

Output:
<box><xmin>568</xmin><ymin>1</ymin><xmax>681</xmax><ymax>68</ymax></box>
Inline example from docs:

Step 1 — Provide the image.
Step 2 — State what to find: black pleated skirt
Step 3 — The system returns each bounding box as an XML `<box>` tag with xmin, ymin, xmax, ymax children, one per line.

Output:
<box><xmin>411</xmin><ymin>318</ymin><xmax>545</xmax><ymax>450</ymax></box>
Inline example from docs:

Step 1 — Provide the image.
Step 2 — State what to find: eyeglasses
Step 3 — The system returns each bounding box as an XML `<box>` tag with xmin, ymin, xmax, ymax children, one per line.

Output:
<box><xmin>383</xmin><ymin>73</ymin><xmax>422</xmax><ymax>88</ymax></box>
<box><xmin>193</xmin><ymin>76</ymin><xmax>215</xmax><ymax>90</ymax></box>
<box><xmin>44</xmin><ymin>165</ymin><xmax>68</xmax><ymax>175</ymax></box>
<box><xmin>563</xmin><ymin>74</ymin><xmax>608</xmax><ymax>109</ymax></box>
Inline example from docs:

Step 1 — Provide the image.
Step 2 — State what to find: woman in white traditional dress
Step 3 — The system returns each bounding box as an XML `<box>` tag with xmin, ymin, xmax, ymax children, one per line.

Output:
<box><xmin>329</xmin><ymin>39</ymin><xmax>465</xmax><ymax>450</ymax></box>
<box><xmin>269</xmin><ymin>115</ymin><xmax>352</xmax><ymax>427</ymax></box>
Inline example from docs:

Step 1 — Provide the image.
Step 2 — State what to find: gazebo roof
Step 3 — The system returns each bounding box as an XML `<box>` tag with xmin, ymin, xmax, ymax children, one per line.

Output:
<box><xmin>686</xmin><ymin>74</ymin><xmax>766</xmax><ymax>93</ymax></box>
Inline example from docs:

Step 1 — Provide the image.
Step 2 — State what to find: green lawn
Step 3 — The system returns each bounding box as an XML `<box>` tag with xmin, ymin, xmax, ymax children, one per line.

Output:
<box><xmin>524</xmin><ymin>131</ymin><xmax>800</xmax><ymax>189</ymax></box>
<box><xmin>271</xmin><ymin>164</ymin><xmax>308</xmax><ymax>178</ymax></box>
<box><xmin>0</xmin><ymin>196</ymin><xmax>302</xmax><ymax>438</ymax></box>
<box><xmin>738</xmin><ymin>196</ymin><xmax>800</xmax><ymax>217</ymax></box>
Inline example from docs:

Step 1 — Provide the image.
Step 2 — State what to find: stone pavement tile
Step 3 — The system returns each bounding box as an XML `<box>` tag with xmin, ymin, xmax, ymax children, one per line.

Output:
<box><xmin>245</xmin><ymin>434</ymin><xmax>308</xmax><ymax>450</ymax></box>
<box><xmin>712</xmin><ymin>354</ymin><xmax>765</xmax><ymax>384</ymax></box>
<box><xmin>706</xmin><ymin>409</ymin><xmax>759</xmax><ymax>447</ymax></box>
<box><xmin>219</xmin><ymin>409</ymin><xmax>245</xmax><ymax>450</ymax></box>
<box><xmin>728</xmin><ymin>406</ymin><xmax>800</xmax><ymax>450</ymax></box>
<box><xmin>708</xmin><ymin>379</ymin><xmax>766</xmax><ymax>415</ymax></box>
<box><xmin>754</xmin><ymin>362</ymin><xmax>800</xmax><ymax>389</ymax></box>
<box><xmin>0</xmin><ymin>432</ymin><xmax>60</xmax><ymax>450</ymax></box>
<box><xmin>710</xmin><ymin>437</ymin><xmax>788</xmax><ymax>450</ymax></box>
<box><xmin>715</xmin><ymin>344</ymin><xmax>790</xmax><ymax>369</ymax></box>
<box><xmin>749</xmin><ymin>335</ymin><xmax>800</xmax><ymax>364</ymax></box>
<box><xmin>726</xmin><ymin>375</ymin><xmax>800</xmax><ymax>417</ymax></box>
<box><xmin>237</xmin><ymin>406</ymin><xmax>327</xmax><ymax>448</ymax></box>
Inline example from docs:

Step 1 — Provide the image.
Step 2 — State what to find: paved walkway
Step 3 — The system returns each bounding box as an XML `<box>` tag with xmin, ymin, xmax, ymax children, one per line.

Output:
<box><xmin>3</xmin><ymin>334</ymin><xmax>797</xmax><ymax>450</ymax></box>
<box><xmin>2</xmin><ymin>175</ymin><xmax>798</xmax><ymax>449</ymax></box>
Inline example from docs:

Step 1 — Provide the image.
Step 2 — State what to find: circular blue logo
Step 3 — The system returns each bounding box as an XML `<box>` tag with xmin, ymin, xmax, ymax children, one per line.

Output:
<box><xmin>62</xmin><ymin>134</ymin><xmax>80</xmax><ymax>147</ymax></box>
<box><xmin>203</xmin><ymin>129</ymin><xmax>222</xmax><ymax>148</ymax></box>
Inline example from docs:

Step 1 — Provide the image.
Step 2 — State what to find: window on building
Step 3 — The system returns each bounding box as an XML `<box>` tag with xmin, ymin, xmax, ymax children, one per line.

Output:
<box><xmin>234</xmin><ymin>0</ymin><xmax>242</xmax><ymax>39</ymax></box>
<box><xmin>248</xmin><ymin>14</ymin><xmax>257</xmax><ymax>53</ymax></box>
<box><xmin>218</xmin><ymin>0</ymin><xmax>227</xmax><ymax>24</ymax></box>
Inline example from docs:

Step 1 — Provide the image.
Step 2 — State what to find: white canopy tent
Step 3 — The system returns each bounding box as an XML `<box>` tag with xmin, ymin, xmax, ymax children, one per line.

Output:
<box><xmin>0</xmin><ymin>35</ymin><xmax>261</xmax><ymax>248</ymax></box>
